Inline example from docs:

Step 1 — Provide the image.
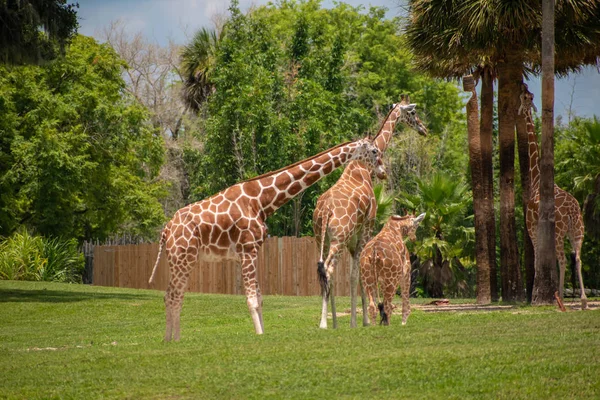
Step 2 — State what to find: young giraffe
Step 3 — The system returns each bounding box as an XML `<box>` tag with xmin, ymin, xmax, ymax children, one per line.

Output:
<box><xmin>520</xmin><ymin>83</ymin><xmax>588</xmax><ymax>309</ymax></box>
<box><xmin>359</xmin><ymin>213</ymin><xmax>425</xmax><ymax>326</ymax></box>
<box><xmin>313</xmin><ymin>95</ymin><xmax>427</xmax><ymax>329</ymax></box>
<box><xmin>149</xmin><ymin>138</ymin><xmax>386</xmax><ymax>339</ymax></box>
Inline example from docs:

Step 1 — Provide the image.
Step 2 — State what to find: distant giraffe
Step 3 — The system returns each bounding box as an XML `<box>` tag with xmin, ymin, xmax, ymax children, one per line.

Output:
<box><xmin>360</xmin><ymin>213</ymin><xmax>425</xmax><ymax>325</ymax></box>
<box><xmin>313</xmin><ymin>95</ymin><xmax>427</xmax><ymax>329</ymax></box>
<box><xmin>520</xmin><ymin>83</ymin><xmax>588</xmax><ymax>309</ymax></box>
<box><xmin>149</xmin><ymin>137</ymin><xmax>385</xmax><ymax>340</ymax></box>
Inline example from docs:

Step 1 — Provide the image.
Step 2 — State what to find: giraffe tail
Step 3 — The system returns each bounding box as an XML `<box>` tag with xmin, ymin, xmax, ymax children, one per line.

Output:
<box><xmin>149</xmin><ymin>228</ymin><xmax>167</xmax><ymax>284</ymax></box>
<box><xmin>378</xmin><ymin>302</ymin><xmax>388</xmax><ymax>325</ymax></box>
<box><xmin>317</xmin><ymin>210</ymin><xmax>331</xmax><ymax>296</ymax></box>
<box><xmin>370</xmin><ymin>246</ymin><xmax>387</xmax><ymax>325</ymax></box>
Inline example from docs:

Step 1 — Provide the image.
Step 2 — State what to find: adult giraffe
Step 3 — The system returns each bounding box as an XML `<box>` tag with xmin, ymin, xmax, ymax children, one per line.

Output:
<box><xmin>520</xmin><ymin>84</ymin><xmax>588</xmax><ymax>309</ymax></box>
<box><xmin>313</xmin><ymin>95</ymin><xmax>427</xmax><ymax>329</ymax></box>
<box><xmin>149</xmin><ymin>137</ymin><xmax>385</xmax><ymax>340</ymax></box>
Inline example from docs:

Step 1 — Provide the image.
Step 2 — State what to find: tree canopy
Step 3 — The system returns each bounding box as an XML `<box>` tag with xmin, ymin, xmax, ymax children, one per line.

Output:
<box><xmin>187</xmin><ymin>0</ymin><xmax>466</xmax><ymax>236</ymax></box>
<box><xmin>0</xmin><ymin>0</ymin><xmax>79</xmax><ymax>64</ymax></box>
<box><xmin>0</xmin><ymin>35</ymin><xmax>166</xmax><ymax>240</ymax></box>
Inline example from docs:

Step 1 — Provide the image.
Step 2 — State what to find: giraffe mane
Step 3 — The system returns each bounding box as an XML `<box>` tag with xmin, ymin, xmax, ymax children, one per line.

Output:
<box><xmin>238</xmin><ymin>140</ymin><xmax>356</xmax><ymax>184</ymax></box>
<box><xmin>372</xmin><ymin>106</ymin><xmax>397</xmax><ymax>143</ymax></box>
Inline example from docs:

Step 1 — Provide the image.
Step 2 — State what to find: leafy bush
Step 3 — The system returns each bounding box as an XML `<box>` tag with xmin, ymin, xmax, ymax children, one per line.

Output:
<box><xmin>0</xmin><ymin>231</ymin><xmax>84</xmax><ymax>283</ymax></box>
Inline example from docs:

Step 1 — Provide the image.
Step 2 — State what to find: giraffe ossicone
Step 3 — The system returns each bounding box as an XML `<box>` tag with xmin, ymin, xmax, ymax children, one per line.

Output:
<box><xmin>313</xmin><ymin>95</ymin><xmax>427</xmax><ymax>330</ymax></box>
<box><xmin>149</xmin><ymin>137</ymin><xmax>384</xmax><ymax>340</ymax></box>
<box><xmin>521</xmin><ymin>83</ymin><xmax>588</xmax><ymax>309</ymax></box>
<box><xmin>360</xmin><ymin>212</ymin><xmax>425</xmax><ymax>326</ymax></box>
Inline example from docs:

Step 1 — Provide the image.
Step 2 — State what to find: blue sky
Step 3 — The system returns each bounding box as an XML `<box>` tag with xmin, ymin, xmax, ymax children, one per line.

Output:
<box><xmin>78</xmin><ymin>0</ymin><xmax>600</xmax><ymax>119</ymax></box>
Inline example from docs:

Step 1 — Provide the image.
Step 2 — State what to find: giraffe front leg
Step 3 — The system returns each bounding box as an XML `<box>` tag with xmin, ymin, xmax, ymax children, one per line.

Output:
<box><xmin>164</xmin><ymin>280</ymin><xmax>188</xmax><ymax>342</ymax></box>
<box><xmin>359</xmin><ymin>276</ymin><xmax>369</xmax><ymax>327</ymax></box>
<box><xmin>349</xmin><ymin>255</ymin><xmax>360</xmax><ymax>328</ymax></box>
<box><xmin>241</xmin><ymin>251</ymin><xmax>264</xmax><ymax>334</ymax></box>
<box><xmin>355</xmin><ymin>219</ymin><xmax>374</xmax><ymax>327</ymax></box>
<box><xmin>164</xmin><ymin>258</ymin><xmax>192</xmax><ymax>342</ymax></box>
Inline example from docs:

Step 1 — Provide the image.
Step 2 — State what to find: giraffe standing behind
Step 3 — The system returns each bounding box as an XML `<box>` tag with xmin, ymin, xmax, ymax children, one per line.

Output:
<box><xmin>520</xmin><ymin>84</ymin><xmax>588</xmax><ymax>309</ymax></box>
<box><xmin>313</xmin><ymin>95</ymin><xmax>427</xmax><ymax>329</ymax></box>
<box><xmin>148</xmin><ymin>137</ymin><xmax>385</xmax><ymax>340</ymax></box>
<box><xmin>360</xmin><ymin>213</ymin><xmax>425</xmax><ymax>326</ymax></box>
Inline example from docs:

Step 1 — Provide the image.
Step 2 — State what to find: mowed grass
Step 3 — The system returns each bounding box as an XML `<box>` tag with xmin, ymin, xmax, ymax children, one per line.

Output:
<box><xmin>0</xmin><ymin>281</ymin><xmax>598</xmax><ymax>400</ymax></box>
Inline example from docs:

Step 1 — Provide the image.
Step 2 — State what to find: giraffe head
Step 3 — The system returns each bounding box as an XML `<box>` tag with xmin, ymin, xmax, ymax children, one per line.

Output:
<box><xmin>389</xmin><ymin>212</ymin><xmax>426</xmax><ymax>241</ymax></box>
<box><xmin>351</xmin><ymin>138</ymin><xmax>387</xmax><ymax>180</ymax></box>
<box><xmin>518</xmin><ymin>83</ymin><xmax>537</xmax><ymax>115</ymax></box>
<box><xmin>395</xmin><ymin>94</ymin><xmax>428</xmax><ymax>136</ymax></box>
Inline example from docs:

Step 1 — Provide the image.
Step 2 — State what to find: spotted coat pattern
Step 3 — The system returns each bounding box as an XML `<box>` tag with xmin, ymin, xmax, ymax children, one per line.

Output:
<box><xmin>520</xmin><ymin>84</ymin><xmax>587</xmax><ymax>308</ymax></box>
<box><xmin>359</xmin><ymin>213</ymin><xmax>424</xmax><ymax>326</ymax></box>
<box><xmin>149</xmin><ymin>138</ymin><xmax>384</xmax><ymax>340</ymax></box>
<box><xmin>313</xmin><ymin>95</ymin><xmax>428</xmax><ymax>329</ymax></box>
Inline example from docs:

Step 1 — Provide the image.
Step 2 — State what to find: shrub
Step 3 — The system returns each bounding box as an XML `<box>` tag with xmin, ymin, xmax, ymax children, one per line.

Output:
<box><xmin>0</xmin><ymin>230</ymin><xmax>84</xmax><ymax>283</ymax></box>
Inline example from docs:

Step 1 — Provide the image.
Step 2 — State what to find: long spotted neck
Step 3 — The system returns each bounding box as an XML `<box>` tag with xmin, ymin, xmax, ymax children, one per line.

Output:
<box><xmin>241</xmin><ymin>140</ymin><xmax>371</xmax><ymax>217</ymax></box>
<box><xmin>520</xmin><ymin>88</ymin><xmax>540</xmax><ymax>191</ymax></box>
<box><xmin>372</xmin><ymin>106</ymin><xmax>403</xmax><ymax>153</ymax></box>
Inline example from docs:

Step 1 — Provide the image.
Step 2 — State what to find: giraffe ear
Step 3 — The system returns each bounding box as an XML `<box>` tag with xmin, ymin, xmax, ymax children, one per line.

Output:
<box><xmin>413</xmin><ymin>213</ymin><xmax>426</xmax><ymax>226</ymax></box>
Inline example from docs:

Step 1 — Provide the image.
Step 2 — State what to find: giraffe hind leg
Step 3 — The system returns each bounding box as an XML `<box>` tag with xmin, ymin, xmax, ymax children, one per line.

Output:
<box><xmin>164</xmin><ymin>281</ymin><xmax>187</xmax><ymax>342</ymax></box>
<box><xmin>317</xmin><ymin>261</ymin><xmax>329</xmax><ymax>297</ymax></box>
<box><xmin>571</xmin><ymin>241</ymin><xmax>588</xmax><ymax>310</ymax></box>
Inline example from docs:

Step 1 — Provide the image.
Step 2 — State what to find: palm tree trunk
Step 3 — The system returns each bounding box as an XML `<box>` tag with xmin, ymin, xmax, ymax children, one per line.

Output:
<box><xmin>480</xmin><ymin>67</ymin><xmax>498</xmax><ymax>302</ymax></box>
<box><xmin>515</xmin><ymin>85</ymin><xmax>535</xmax><ymax>303</ymax></box>
<box><xmin>533</xmin><ymin>0</ymin><xmax>558</xmax><ymax>305</ymax></box>
<box><xmin>463</xmin><ymin>75</ymin><xmax>490</xmax><ymax>304</ymax></box>
<box><xmin>497</xmin><ymin>56</ymin><xmax>524</xmax><ymax>302</ymax></box>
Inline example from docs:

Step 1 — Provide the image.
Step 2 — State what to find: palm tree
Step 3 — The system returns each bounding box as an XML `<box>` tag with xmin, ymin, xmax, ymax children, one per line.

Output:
<box><xmin>463</xmin><ymin>75</ymin><xmax>491</xmax><ymax>304</ymax></box>
<box><xmin>405</xmin><ymin>0</ymin><xmax>600</xmax><ymax>303</ymax></box>
<box><xmin>398</xmin><ymin>172</ymin><xmax>474</xmax><ymax>298</ymax></box>
<box><xmin>533</xmin><ymin>0</ymin><xmax>558</xmax><ymax>304</ymax></box>
<box><xmin>373</xmin><ymin>183</ymin><xmax>396</xmax><ymax>230</ymax></box>
<box><xmin>180</xmin><ymin>28</ymin><xmax>220</xmax><ymax>113</ymax></box>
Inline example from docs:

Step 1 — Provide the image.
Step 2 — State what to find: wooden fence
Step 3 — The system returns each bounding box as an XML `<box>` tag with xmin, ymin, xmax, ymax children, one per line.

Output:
<box><xmin>92</xmin><ymin>236</ymin><xmax>354</xmax><ymax>296</ymax></box>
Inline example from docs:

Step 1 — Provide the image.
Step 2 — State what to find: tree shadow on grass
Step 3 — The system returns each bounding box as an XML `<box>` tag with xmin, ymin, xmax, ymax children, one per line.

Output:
<box><xmin>0</xmin><ymin>288</ymin><xmax>157</xmax><ymax>303</ymax></box>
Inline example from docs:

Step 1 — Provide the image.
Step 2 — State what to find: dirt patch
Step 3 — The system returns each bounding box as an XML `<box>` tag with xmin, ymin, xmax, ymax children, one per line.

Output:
<box><xmin>331</xmin><ymin>301</ymin><xmax>600</xmax><ymax>316</ymax></box>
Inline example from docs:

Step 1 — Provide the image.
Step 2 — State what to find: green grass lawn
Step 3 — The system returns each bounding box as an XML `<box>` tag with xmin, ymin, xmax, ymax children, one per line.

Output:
<box><xmin>1</xmin><ymin>281</ymin><xmax>598</xmax><ymax>399</ymax></box>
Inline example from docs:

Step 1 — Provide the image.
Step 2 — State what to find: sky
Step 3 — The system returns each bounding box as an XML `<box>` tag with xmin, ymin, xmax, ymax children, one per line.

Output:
<box><xmin>78</xmin><ymin>0</ymin><xmax>600</xmax><ymax>120</ymax></box>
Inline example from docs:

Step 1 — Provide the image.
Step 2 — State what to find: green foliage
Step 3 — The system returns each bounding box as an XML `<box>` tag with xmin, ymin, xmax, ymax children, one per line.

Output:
<box><xmin>556</xmin><ymin>116</ymin><xmax>600</xmax><ymax>200</ymax></box>
<box><xmin>398</xmin><ymin>172</ymin><xmax>476</xmax><ymax>297</ymax></box>
<box><xmin>0</xmin><ymin>0</ymin><xmax>79</xmax><ymax>64</ymax></box>
<box><xmin>555</xmin><ymin>116</ymin><xmax>600</xmax><ymax>289</ymax></box>
<box><xmin>180</xmin><ymin>27</ymin><xmax>220</xmax><ymax>112</ymax></box>
<box><xmin>187</xmin><ymin>0</ymin><xmax>465</xmax><ymax>236</ymax></box>
<box><xmin>373</xmin><ymin>183</ymin><xmax>395</xmax><ymax>230</ymax></box>
<box><xmin>0</xmin><ymin>35</ymin><xmax>167</xmax><ymax>240</ymax></box>
<box><xmin>0</xmin><ymin>230</ymin><xmax>83</xmax><ymax>282</ymax></box>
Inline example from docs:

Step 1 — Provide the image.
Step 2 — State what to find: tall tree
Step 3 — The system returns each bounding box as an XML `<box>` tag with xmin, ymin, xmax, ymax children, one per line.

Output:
<box><xmin>463</xmin><ymin>75</ymin><xmax>490</xmax><ymax>304</ymax></box>
<box><xmin>185</xmin><ymin>0</ymin><xmax>464</xmax><ymax>237</ymax></box>
<box><xmin>0</xmin><ymin>0</ymin><xmax>78</xmax><ymax>64</ymax></box>
<box><xmin>533</xmin><ymin>0</ymin><xmax>558</xmax><ymax>305</ymax></box>
<box><xmin>405</xmin><ymin>0</ymin><xmax>600</xmax><ymax>302</ymax></box>
<box><xmin>180</xmin><ymin>28</ymin><xmax>220</xmax><ymax>113</ymax></box>
<box><xmin>0</xmin><ymin>35</ymin><xmax>166</xmax><ymax>240</ymax></box>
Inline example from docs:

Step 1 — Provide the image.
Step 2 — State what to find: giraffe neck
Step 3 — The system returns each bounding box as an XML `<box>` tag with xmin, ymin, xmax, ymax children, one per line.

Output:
<box><xmin>372</xmin><ymin>107</ymin><xmax>401</xmax><ymax>152</ymax></box>
<box><xmin>525</xmin><ymin>109</ymin><xmax>540</xmax><ymax>191</ymax></box>
<box><xmin>241</xmin><ymin>141</ymin><xmax>364</xmax><ymax>217</ymax></box>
